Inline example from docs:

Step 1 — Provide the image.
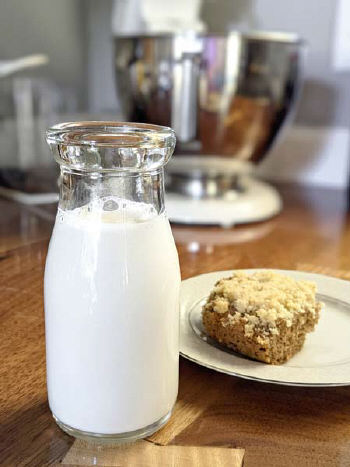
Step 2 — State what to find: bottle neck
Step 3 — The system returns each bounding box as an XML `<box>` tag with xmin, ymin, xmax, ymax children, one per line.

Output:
<box><xmin>59</xmin><ymin>168</ymin><xmax>165</xmax><ymax>215</ymax></box>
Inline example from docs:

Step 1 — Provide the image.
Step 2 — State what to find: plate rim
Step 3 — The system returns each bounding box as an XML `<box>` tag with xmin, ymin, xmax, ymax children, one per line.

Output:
<box><xmin>180</xmin><ymin>268</ymin><xmax>350</xmax><ymax>387</ymax></box>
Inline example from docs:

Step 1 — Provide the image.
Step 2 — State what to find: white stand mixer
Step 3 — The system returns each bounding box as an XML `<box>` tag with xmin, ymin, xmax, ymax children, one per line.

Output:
<box><xmin>165</xmin><ymin>157</ymin><xmax>282</xmax><ymax>226</ymax></box>
<box><xmin>113</xmin><ymin>4</ymin><xmax>303</xmax><ymax>226</ymax></box>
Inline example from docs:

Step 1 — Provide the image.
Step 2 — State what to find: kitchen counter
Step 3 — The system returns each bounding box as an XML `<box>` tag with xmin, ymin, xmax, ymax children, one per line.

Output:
<box><xmin>1</xmin><ymin>184</ymin><xmax>350</xmax><ymax>466</ymax></box>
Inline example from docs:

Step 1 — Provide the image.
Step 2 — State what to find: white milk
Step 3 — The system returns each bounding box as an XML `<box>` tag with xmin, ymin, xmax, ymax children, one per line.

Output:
<box><xmin>44</xmin><ymin>199</ymin><xmax>180</xmax><ymax>434</ymax></box>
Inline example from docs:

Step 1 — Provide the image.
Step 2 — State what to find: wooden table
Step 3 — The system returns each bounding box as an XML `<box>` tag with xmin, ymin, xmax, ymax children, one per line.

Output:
<box><xmin>1</xmin><ymin>184</ymin><xmax>350</xmax><ymax>466</ymax></box>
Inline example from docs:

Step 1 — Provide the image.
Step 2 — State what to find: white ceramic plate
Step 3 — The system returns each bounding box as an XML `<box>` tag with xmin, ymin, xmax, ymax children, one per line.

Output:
<box><xmin>180</xmin><ymin>269</ymin><xmax>350</xmax><ymax>387</ymax></box>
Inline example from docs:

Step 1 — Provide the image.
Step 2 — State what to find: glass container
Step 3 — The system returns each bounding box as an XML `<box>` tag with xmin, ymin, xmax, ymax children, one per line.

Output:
<box><xmin>44</xmin><ymin>121</ymin><xmax>180</xmax><ymax>442</ymax></box>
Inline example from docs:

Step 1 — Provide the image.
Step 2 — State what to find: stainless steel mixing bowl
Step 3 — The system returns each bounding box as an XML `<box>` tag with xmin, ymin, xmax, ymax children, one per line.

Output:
<box><xmin>114</xmin><ymin>31</ymin><xmax>305</xmax><ymax>196</ymax></box>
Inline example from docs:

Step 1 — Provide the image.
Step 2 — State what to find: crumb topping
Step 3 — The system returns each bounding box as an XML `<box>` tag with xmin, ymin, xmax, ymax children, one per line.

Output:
<box><xmin>203</xmin><ymin>271</ymin><xmax>321</xmax><ymax>337</ymax></box>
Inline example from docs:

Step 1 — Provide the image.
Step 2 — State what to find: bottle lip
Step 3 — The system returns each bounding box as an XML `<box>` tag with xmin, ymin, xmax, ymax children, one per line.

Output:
<box><xmin>46</xmin><ymin>121</ymin><xmax>176</xmax><ymax>149</ymax></box>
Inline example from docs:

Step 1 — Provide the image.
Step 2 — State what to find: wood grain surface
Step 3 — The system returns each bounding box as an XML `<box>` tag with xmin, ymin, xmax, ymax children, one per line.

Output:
<box><xmin>1</xmin><ymin>184</ymin><xmax>350</xmax><ymax>466</ymax></box>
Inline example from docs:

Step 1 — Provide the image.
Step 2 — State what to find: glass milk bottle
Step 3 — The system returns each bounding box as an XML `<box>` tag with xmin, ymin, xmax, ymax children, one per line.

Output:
<box><xmin>44</xmin><ymin>122</ymin><xmax>180</xmax><ymax>442</ymax></box>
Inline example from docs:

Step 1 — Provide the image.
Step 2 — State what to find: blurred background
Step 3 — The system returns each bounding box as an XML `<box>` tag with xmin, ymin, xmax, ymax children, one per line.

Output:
<box><xmin>1</xmin><ymin>0</ymin><xmax>350</xmax><ymax>224</ymax></box>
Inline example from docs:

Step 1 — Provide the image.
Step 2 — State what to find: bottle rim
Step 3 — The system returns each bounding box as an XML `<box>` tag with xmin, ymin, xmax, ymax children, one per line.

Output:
<box><xmin>46</xmin><ymin>121</ymin><xmax>176</xmax><ymax>149</ymax></box>
<box><xmin>46</xmin><ymin>121</ymin><xmax>176</xmax><ymax>173</ymax></box>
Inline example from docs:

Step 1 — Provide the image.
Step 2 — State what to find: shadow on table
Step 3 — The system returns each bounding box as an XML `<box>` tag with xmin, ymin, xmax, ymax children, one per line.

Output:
<box><xmin>0</xmin><ymin>400</ymin><xmax>73</xmax><ymax>466</ymax></box>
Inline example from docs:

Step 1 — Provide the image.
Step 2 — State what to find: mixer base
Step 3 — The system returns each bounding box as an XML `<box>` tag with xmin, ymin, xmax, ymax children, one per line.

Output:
<box><xmin>165</xmin><ymin>176</ymin><xmax>282</xmax><ymax>227</ymax></box>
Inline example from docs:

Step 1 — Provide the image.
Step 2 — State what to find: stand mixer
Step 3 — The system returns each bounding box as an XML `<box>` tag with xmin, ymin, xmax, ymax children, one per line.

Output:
<box><xmin>114</xmin><ymin>31</ymin><xmax>305</xmax><ymax>225</ymax></box>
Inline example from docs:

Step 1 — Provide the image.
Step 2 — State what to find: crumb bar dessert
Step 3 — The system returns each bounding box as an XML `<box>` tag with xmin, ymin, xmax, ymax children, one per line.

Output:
<box><xmin>202</xmin><ymin>271</ymin><xmax>322</xmax><ymax>364</ymax></box>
